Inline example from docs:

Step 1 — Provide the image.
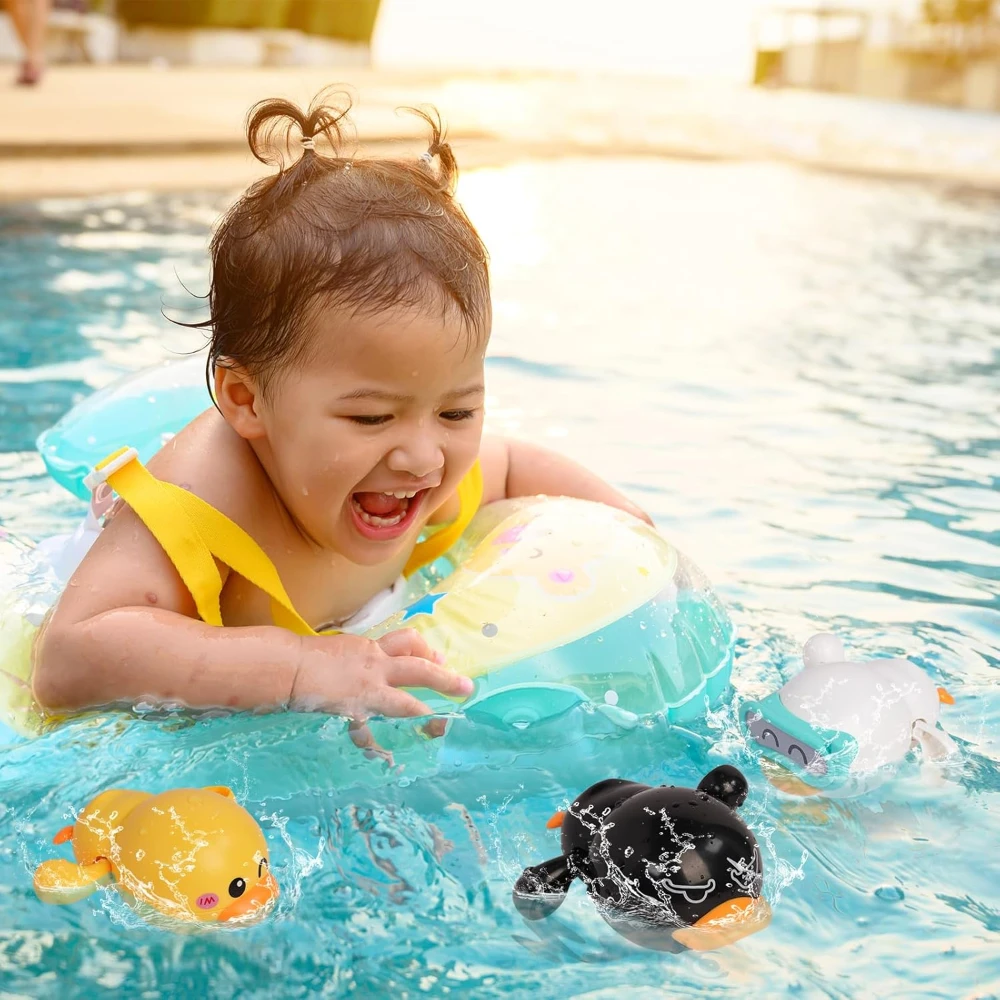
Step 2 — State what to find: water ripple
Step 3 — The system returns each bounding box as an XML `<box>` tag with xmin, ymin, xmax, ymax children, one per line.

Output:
<box><xmin>0</xmin><ymin>159</ymin><xmax>997</xmax><ymax>998</ymax></box>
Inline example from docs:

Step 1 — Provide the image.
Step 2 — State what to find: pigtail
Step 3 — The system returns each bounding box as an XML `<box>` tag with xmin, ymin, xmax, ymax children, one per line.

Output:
<box><xmin>402</xmin><ymin>106</ymin><xmax>458</xmax><ymax>196</ymax></box>
<box><xmin>246</xmin><ymin>88</ymin><xmax>351</xmax><ymax>167</ymax></box>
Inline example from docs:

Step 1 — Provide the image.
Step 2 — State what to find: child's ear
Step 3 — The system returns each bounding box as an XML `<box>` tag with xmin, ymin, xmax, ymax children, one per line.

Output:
<box><xmin>215</xmin><ymin>364</ymin><xmax>266</xmax><ymax>440</ymax></box>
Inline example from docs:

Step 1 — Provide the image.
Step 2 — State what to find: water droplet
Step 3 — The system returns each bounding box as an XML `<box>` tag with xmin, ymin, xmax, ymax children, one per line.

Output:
<box><xmin>639</xmin><ymin>621</ymin><xmax>647</xmax><ymax>630</ymax></box>
<box><xmin>481</xmin><ymin>623</ymin><xmax>498</xmax><ymax>638</ymax></box>
<box><xmin>874</xmin><ymin>886</ymin><xmax>904</xmax><ymax>902</ymax></box>
<box><xmin>624</xmin><ymin>846</ymin><xmax>633</xmax><ymax>858</ymax></box>
<box><xmin>604</xmin><ymin>690</ymin><xmax>619</xmax><ymax>706</ymax></box>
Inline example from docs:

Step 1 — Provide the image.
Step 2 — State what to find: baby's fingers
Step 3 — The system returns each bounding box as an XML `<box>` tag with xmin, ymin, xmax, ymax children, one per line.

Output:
<box><xmin>385</xmin><ymin>656</ymin><xmax>473</xmax><ymax>698</ymax></box>
<box><xmin>347</xmin><ymin>719</ymin><xmax>395</xmax><ymax>765</ymax></box>
<box><xmin>371</xmin><ymin>687</ymin><xmax>436</xmax><ymax>719</ymax></box>
<box><xmin>377</xmin><ymin>628</ymin><xmax>444</xmax><ymax>664</ymax></box>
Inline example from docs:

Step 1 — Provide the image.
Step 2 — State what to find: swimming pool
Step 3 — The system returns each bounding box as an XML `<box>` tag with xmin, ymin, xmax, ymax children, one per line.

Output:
<box><xmin>0</xmin><ymin>158</ymin><xmax>997</xmax><ymax>998</ymax></box>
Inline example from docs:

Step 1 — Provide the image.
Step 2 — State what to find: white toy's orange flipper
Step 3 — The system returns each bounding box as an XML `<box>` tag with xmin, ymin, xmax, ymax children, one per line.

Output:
<box><xmin>33</xmin><ymin>857</ymin><xmax>112</xmax><ymax>905</ymax></box>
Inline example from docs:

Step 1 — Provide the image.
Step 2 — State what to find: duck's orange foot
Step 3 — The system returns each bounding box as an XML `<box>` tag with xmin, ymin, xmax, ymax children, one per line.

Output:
<box><xmin>52</xmin><ymin>824</ymin><xmax>74</xmax><ymax>846</ymax></box>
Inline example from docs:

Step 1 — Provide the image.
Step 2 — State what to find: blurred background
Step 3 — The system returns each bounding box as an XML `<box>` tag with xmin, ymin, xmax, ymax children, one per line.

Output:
<box><xmin>0</xmin><ymin>3</ymin><xmax>997</xmax><ymax>998</ymax></box>
<box><xmin>2</xmin><ymin>0</ymin><xmax>1000</xmax><ymax>196</ymax></box>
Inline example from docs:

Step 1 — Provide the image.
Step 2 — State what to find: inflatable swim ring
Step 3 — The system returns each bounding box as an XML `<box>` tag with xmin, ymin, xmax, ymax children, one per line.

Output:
<box><xmin>2</xmin><ymin>360</ymin><xmax>736</xmax><ymax>738</ymax></box>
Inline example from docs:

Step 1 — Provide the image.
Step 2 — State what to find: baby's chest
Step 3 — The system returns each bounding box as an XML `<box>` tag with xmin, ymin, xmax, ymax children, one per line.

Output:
<box><xmin>218</xmin><ymin>544</ymin><xmax>403</xmax><ymax>631</ymax></box>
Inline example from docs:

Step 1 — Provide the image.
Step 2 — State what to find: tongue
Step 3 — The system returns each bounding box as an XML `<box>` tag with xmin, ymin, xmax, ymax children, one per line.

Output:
<box><xmin>354</xmin><ymin>492</ymin><xmax>404</xmax><ymax>517</ymax></box>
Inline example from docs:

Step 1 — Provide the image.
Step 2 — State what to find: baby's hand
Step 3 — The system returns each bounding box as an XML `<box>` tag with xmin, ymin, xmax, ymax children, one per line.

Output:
<box><xmin>288</xmin><ymin>630</ymin><xmax>471</xmax><ymax>719</ymax></box>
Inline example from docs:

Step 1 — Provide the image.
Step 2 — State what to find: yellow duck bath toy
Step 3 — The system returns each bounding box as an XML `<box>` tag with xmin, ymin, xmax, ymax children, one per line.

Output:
<box><xmin>33</xmin><ymin>786</ymin><xmax>278</xmax><ymax>924</ymax></box>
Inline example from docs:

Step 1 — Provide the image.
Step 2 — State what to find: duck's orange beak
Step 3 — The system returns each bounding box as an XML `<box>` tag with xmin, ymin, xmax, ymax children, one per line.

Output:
<box><xmin>217</xmin><ymin>872</ymin><xmax>279</xmax><ymax>923</ymax></box>
<box><xmin>546</xmin><ymin>811</ymin><xmax>566</xmax><ymax>829</ymax></box>
<box><xmin>672</xmin><ymin>896</ymin><xmax>772</xmax><ymax>951</ymax></box>
<box><xmin>937</xmin><ymin>687</ymin><xmax>954</xmax><ymax>705</ymax></box>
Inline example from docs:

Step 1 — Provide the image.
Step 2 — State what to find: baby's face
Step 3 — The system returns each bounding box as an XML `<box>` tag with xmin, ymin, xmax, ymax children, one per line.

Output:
<box><xmin>254</xmin><ymin>300</ymin><xmax>487</xmax><ymax>565</ymax></box>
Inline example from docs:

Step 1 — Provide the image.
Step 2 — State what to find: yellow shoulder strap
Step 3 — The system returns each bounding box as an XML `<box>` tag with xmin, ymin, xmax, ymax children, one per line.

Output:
<box><xmin>98</xmin><ymin>450</ymin><xmax>224</xmax><ymax>627</ymax></box>
<box><xmin>403</xmin><ymin>459</ymin><xmax>483</xmax><ymax>578</ymax></box>
<box><xmin>92</xmin><ymin>449</ymin><xmax>484</xmax><ymax>629</ymax></box>
<box><xmin>96</xmin><ymin>448</ymin><xmax>322</xmax><ymax>636</ymax></box>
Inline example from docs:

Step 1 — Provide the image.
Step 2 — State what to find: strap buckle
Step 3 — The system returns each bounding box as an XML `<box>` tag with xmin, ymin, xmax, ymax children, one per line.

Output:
<box><xmin>82</xmin><ymin>447</ymin><xmax>138</xmax><ymax>492</ymax></box>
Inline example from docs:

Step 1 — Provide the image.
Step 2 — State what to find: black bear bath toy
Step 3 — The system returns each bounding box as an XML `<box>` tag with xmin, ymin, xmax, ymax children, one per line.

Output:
<box><xmin>513</xmin><ymin>765</ymin><xmax>770</xmax><ymax>951</ymax></box>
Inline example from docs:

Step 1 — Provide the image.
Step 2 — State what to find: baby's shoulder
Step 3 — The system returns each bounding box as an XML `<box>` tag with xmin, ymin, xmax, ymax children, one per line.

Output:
<box><xmin>143</xmin><ymin>409</ymin><xmax>274</xmax><ymax>531</ymax></box>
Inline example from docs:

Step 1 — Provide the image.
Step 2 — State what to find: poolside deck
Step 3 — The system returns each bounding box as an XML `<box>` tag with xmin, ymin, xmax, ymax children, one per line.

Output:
<box><xmin>1</xmin><ymin>64</ymin><xmax>1000</xmax><ymax>198</ymax></box>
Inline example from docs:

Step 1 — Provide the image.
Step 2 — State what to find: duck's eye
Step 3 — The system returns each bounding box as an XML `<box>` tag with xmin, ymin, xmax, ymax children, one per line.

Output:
<box><xmin>228</xmin><ymin>877</ymin><xmax>247</xmax><ymax>898</ymax></box>
<box><xmin>258</xmin><ymin>857</ymin><xmax>268</xmax><ymax>878</ymax></box>
<box><xmin>788</xmin><ymin>744</ymin><xmax>808</xmax><ymax>765</ymax></box>
<box><xmin>761</xmin><ymin>728</ymin><xmax>780</xmax><ymax>749</ymax></box>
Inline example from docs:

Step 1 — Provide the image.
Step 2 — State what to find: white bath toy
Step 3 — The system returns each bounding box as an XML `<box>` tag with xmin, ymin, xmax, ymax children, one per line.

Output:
<box><xmin>742</xmin><ymin>634</ymin><xmax>956</xmax><ymax>797</ymax></box>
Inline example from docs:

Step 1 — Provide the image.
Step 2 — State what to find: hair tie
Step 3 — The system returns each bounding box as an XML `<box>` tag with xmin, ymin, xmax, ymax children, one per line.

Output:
<box><xmin>301</xmin><ymin>136</ymin><xmax>316</xmax><ymax>150</ymax></box>
<box><xmin>420</xmin><ymin>150</ymin><xmax>433</xmax><ymax>163</ymax></box>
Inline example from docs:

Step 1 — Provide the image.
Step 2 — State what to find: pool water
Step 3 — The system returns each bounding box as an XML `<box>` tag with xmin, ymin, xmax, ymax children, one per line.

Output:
<box><xmin>0</xmin><ymin>159</ymin><xmax>997</xmax><ymax>998</ymax></box>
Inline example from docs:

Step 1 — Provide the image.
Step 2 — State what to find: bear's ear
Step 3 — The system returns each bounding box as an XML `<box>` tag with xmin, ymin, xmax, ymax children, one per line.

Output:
<box><xmin>203</xmin><ymin>786</ymin><xmax>235</xmax><ymax>799</ymax></box>
<box><xmin>697</xmin><ymin>766</ymin><xmax>748</xmax><ymax>810</ymax></box>
<box><xmin>802</xmin><ymin>633</ymin><xmax>845</xmax><ymax>670</ymax></box>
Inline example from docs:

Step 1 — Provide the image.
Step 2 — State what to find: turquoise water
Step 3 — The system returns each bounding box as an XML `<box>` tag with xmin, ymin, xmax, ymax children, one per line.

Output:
<box><xmin>0</xmin><ymin>159</ymin><xmax>997</xmax><ymax>997</ymax></box>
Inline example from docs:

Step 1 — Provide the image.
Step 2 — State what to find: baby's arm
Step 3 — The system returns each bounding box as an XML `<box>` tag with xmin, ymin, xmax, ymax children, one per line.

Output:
<box><xmin>33</xmin><ymin>502</ymin><xmax>469</xmax><ymax>716</ymax></box>
<box><xmin>478</xmin><ymin>434</ymin><xmax>653</xmax><ymax>525</ymax></box>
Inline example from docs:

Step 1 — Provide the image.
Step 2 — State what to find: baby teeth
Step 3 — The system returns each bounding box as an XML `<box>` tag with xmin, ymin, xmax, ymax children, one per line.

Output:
<box><xmin>364</xmin><ymin>511</ymin><xmax>403</xmax><ymax>527</ymax></box>
<box><xmin>385</xmin><ymin>490</ymin><xmax>417</xmax><ymax>499</ymax></box>
<box><xmin>351</xmin><ymin>495</ymin><xmax>409</xmax><ymax>529</ymax></box>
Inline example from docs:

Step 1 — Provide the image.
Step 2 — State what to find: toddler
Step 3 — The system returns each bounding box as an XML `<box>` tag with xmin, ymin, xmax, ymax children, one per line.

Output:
<box><xmin>34</xmin><ymin>92</ymin><xmax>650</xmax><ymax>722</ymax></box>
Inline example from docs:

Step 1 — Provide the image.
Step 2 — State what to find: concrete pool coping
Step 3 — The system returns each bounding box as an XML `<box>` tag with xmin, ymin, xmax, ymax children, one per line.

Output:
<box><xmin>1</xmin><ymin>65</ymin><xmax>999</xmax><ymax>199</ymax></box>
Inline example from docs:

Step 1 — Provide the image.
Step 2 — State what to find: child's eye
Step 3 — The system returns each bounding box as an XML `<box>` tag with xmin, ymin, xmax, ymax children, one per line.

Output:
<box><xmin>440</xmin><ymin>409</ymin><xmax>476</xmax><ymax>422</ymax></box>
<box><xmin>348</xmin><ymin>414</ymin><xmax>392</xmax><ymax>426</ymax></box>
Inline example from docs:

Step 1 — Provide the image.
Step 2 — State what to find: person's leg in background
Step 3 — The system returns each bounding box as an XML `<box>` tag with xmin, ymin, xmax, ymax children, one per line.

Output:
<box><xmin>4</xmin><ymin>0</ymin><xmax>51</xmax><ymax>85</ymax></box>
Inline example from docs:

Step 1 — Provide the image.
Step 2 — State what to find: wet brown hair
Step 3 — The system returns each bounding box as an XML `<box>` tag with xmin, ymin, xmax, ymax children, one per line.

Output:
<box><xmin>202</xmin><ymin>89</ymin><xmax>491</xmax><ymax>394</ymax></box>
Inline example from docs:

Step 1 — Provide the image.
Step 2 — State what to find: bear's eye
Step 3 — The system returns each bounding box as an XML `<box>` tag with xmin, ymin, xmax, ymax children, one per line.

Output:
<box><xmin>228</xmin><ymin>878</ymin><xmax>246</xmax><ymax>898</ymax></box>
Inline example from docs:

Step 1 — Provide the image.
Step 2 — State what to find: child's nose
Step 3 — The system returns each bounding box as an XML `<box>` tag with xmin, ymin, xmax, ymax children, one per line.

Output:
<box><xmin>386</xmin><ymin>435</ymin><xmax>445</xmax><ymax>480</ymax></box>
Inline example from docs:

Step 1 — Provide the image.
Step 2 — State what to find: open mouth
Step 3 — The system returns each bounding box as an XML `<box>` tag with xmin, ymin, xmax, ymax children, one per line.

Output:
<box><xmin>349</xmin><ymin>488</ymin><xmax>428</xmax><ymax>541</ymax></box>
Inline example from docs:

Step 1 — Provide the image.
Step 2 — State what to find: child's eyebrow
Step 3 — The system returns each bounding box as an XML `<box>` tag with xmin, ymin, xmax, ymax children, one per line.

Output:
<box><xmin>338</xmin><ymin>384</ymin><xmax>485</xmax><ymax>403</ymax></box>
<box><xmin>444</xmin><ymin>383</ymin><xmax>486</xmax><ymax>399</ymax></box>
<box><xmin>338</xmin><ymin>388</ymin><xmax>413</xmax><ymax>403</ymax></box>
